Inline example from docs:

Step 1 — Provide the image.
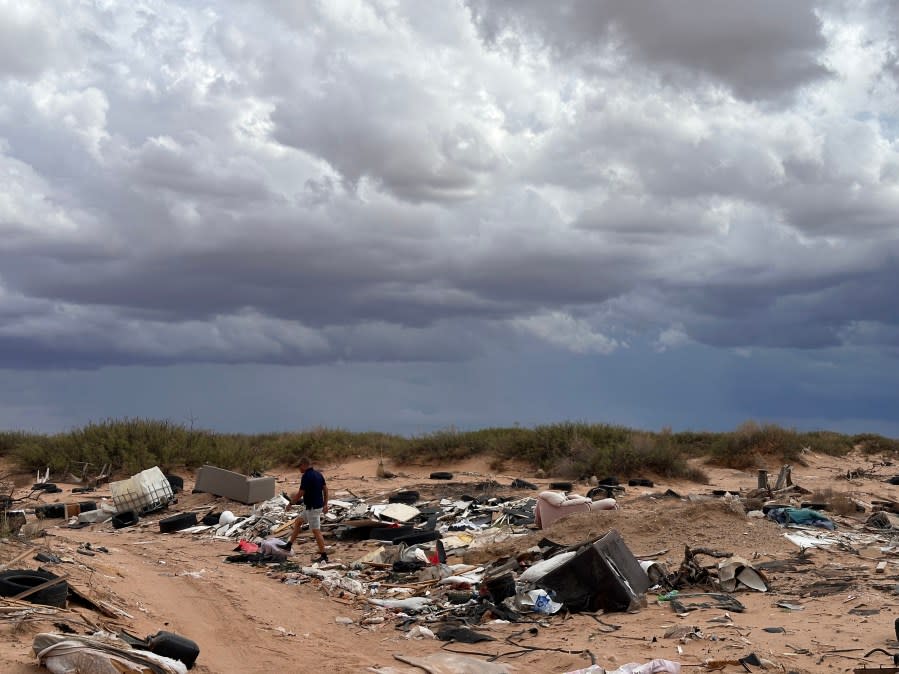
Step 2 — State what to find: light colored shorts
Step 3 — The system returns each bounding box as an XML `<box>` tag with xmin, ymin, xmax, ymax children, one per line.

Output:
<box><xmin>303</xmin><ymin>507</ymin><xmax>322</xmax><ymax>530</ymax></box>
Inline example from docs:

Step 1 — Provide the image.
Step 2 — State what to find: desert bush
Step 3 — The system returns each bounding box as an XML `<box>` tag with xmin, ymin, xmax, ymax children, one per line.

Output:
<box><xmin>669</xmin><ymin>430</ymin><xmax>719</xmax><ymax>456</ymax></box>
<box><xmin>852</xmin><ymin>433</ymin><xmax>899</xmax><ymax>455</ymax></box>
<box><xmin>392</xmin><ymin>427</ymin><xmax>529</xmax><ymax>465</ymax></box>
<box><xmin>541</xmin><ymin>428</ymin><xmax>706</xmax><ymax>483</ymax></box>
<box><xmin>799</xmin><ymin>431</ymin><xmax>853</xmax><ymax>456</ymax></box>
<box><xmin>0</xmin><ymin>417</ymin><xmax>894</xmax><ymax>484</ymax></box>
<box><xmin>708</xmin><ymin>421</ymin><xmax>805</xmax><ymax>469</ymax></box>
<box><xmin>0</xmin><ymin>431</ymin><xmax>30</xmax><ymax>457</ymax></box>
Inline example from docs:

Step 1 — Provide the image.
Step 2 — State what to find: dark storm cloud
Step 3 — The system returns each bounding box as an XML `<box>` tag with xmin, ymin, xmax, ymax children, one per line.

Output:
<box><xmin>0</xmin><ymin>0</ymin><xmax>898</xmax><ymax>376</ymax></box>
<box><xmin>466</xmin><ymin>0</ymin><xmax>831</xmax><ymax>100</ymax></box>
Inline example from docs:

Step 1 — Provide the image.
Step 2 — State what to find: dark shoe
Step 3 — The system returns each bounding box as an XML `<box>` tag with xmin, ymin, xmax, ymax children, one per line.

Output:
<box><xmin>277</xmin><ymin>541</ymin><xmax>292</xmax><ymax>551</ymax></box>
<box><xmin>313</xmin><ymin>553</ymin><xmax>328</xmax><ymax>564</ymax></box>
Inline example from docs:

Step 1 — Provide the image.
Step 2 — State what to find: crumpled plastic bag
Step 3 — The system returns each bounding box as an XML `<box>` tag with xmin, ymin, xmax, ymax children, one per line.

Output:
<box><xmin>321</xmin><ymin>575</ymin><xmax>366</xmax><ymax>596</ymax></box>
<box><xmin>505</xmin><ymin>589</ymin><xmax>562</xmax><ymax>614</ymax></box>
<box><xmin>33</xmin><ymin>632</ymin><xmax>187</xmax><ymax>674</ymax></box>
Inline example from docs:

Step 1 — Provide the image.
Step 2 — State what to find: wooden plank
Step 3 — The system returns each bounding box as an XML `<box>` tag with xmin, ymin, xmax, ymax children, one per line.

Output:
<box><xmin>12</xmin><ymin>575</ymin><xmax>66</xmax><ymax>601</ymax></box>
<box><xmin>270</xmin><ymin>517</ymin><xmax>299</xmax><ymax>538</ymax></box>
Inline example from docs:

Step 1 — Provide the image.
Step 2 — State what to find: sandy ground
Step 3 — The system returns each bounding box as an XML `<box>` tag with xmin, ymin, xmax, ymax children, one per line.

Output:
<box><xmin>3</xmin><ymin>451</ymin><xmax>899</xmax><ymax>673</ymax></box>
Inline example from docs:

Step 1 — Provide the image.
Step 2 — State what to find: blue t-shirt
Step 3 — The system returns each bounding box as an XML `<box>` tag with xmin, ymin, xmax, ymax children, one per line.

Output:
<box><xmin>300</xmin><ymin>468</ymin><xmax>326</xmax><ymax>509</ymax></box>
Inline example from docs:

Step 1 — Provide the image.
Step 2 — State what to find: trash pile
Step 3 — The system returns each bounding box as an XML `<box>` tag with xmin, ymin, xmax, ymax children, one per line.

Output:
<box><xmin>214</xmin><ymin>482</ymin><xmax>653</xmax><ymax>624</ymax></box>
<box><xmin>13</xmin><ymin>455</ymin><xmax>899</xmax><ymax>672</ymax></box>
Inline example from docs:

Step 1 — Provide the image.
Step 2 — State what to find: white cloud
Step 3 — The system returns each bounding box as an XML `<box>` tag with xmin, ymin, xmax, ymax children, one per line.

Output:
<box><xmin>654</xmin><ymin>325</ymin><xmax>690</xmax><ymax>352</ymax></box>
<box><xmin>512</xmin><ymin>311</ymin><xmax>621</xmax><ymax>354</ymax></box>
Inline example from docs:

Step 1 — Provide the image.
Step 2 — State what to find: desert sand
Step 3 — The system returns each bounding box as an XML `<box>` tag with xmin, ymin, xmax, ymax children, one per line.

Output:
<box><xmin>3</xmin><ymin>451</ymin><xmax>899</xmax><ymax>673</ymax></box>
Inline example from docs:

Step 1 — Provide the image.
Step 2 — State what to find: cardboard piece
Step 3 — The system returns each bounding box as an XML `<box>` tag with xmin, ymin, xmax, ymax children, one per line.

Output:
<box><xmin>379</xmin><ymin>503</ymin><xmax>420</xmax><ymax>523</ymax></box>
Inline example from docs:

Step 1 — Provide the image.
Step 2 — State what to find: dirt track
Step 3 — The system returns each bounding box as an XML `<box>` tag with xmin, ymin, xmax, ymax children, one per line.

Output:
<box><xmin>3</xmin><ymin>452</ymin><xmax>899</xmax><ymax>673</ymax></box>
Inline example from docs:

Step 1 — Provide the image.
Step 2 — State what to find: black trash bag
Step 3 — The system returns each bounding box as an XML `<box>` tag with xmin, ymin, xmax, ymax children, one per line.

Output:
<box><xmin>147</xmin><ymin>631</ymin><xmax>200</xmax><ymax>669</ymax></box>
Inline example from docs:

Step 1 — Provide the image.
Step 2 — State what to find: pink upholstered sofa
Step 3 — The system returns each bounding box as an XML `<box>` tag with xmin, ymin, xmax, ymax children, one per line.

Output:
<box><xmin>534</xmin><ymin>490</ymin><xmax>618</xmax><ymax>529</ymax></box>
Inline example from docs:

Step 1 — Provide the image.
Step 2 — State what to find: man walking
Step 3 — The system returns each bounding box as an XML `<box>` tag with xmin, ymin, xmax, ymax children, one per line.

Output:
<box><xmin>279</xmin><ymin>457</ymin><xmax>329</xmax><ymax>563</ymax></box>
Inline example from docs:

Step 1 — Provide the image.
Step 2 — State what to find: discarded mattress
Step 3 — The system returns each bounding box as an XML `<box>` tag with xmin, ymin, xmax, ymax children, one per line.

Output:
<box><xmin>534</xmin><ymin>491</ymin><xmax>617</xmax><ymax>529</ymax></box>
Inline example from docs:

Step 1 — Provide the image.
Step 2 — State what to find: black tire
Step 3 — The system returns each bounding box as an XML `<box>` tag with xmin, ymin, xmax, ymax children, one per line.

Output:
<box><xmin>201</xmin><ymin>512</ymin><xmax>221</xmax><ymax>526</ymax></box>
<box><xmin>165</xmin><ymin>475</ymin><xmax>184</xmax><ymax>493</ymax></box>
<box><xmin>510</xmin><ymin>478</ymin><xmax>538</xmax><ymax>490</ymax></box>
<box><xmin>0</xmin><ymin>569</ymin><xmax>67</xmax><ymax>607</ymax></box>
<box><xmin>370</xmin><ymin>526</ymin><xmax>415</xmax><ymax>541</ymax></box>
<box><xmin>598</xmin><ymin>476</ymin><xmax>620</xmax><ymax>486</ymax></box>
<box><xmin>388</xmin><ymin>490</ymin><xmax>419</xmax><ymax>504</ymax></box>
<box><xmin>429</xmin><ymin>472</ymin><xmax>453</xmax><ymax>480</ymax></box>
<box><xmin>549</xmin><ymin>481</ymin><xmax>572</xmax><ymax>491</ymax></box>
<box><xmin>159</xmin><ymin>512</ymin><xmax>198</xmax><ymax>533</ymax></box>
<box><xmin>112</xmin><ymin>510</ymin><xmax>139</xmax><ymax>529</ymax></box>
<box><xmin>446</xmin><ymin>590</ymin><xmax>473</xmax><ymax>604</ymax></box>
<box><xmin>628</xmin><ymin>478</ymin><xmax>654</xmax><ymax>487</ymax></box>
<box><xmin>36</xmin><ymin>504</ymin><xmax>65</xmax><ymax>519</ymax></box>
<box><xmin>77</xmin><ymin>501</ymin><xmax>97</xmax><ymax>512</ymax></box>
<box><xmin>32</xmin><ymin>483</ymin><xmax>57</xmax><ymax>491</ymax></box>
<box><xmin>586</xmin><ymin>486</ymin><xmax>614</xmax><ymax>500</ymax></box>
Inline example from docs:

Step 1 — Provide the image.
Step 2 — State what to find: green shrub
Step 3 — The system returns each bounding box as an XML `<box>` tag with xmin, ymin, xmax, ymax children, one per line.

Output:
<box><xmin>708</xmin><ymin>421</ymin><xmax>805</xmax><ymax>469</ymax></box>
<box><xmin>0</xmin><ymin>418</ymin><xmax>892</xmax><ymax>485</ymax></box>
<box><xmin>851</xmin><ymin>433</ymin><xmax>899</xmax><ymax>455</ymax></box>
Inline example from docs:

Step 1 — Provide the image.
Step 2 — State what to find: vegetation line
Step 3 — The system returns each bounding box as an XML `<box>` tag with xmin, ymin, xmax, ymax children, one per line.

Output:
<box><xmin>0</xmin><ymin>419</ymin><xmax>895</xmax><ymax>483</ymax></box>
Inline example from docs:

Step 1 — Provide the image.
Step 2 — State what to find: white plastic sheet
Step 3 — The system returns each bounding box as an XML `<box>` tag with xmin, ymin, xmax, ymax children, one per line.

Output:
<box><xmin>33</xmin><ymin>632</ymin><xmax>187</xmax><ymax>674</ymax></box>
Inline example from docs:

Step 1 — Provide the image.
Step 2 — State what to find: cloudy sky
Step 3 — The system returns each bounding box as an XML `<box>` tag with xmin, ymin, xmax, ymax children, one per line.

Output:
<box><xmin>2</xmin><ymin>1</ymin><xmax>899</xmax><ymax>437</ymax></box>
